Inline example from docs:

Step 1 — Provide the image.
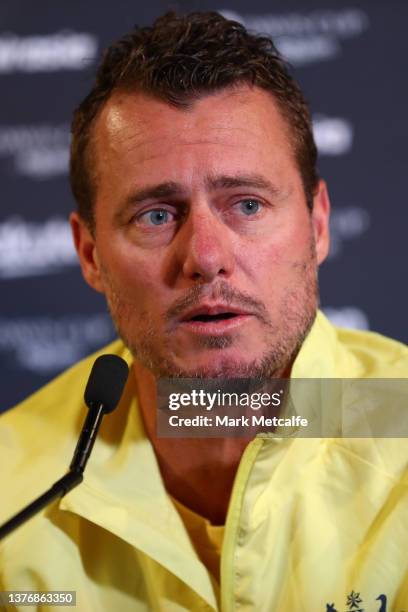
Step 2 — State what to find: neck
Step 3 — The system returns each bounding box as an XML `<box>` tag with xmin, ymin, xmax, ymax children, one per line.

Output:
<box><xmin>133</xmin><ymin>361</ymin><xmax>253</xmax><ymax>525</ymax></box>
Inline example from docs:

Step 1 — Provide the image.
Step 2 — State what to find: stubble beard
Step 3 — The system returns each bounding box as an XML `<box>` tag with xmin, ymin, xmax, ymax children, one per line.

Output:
<box><xmin>100</xmin><ymin>242</ymin><xmax>319</xmax><ymax>380</ymax></box>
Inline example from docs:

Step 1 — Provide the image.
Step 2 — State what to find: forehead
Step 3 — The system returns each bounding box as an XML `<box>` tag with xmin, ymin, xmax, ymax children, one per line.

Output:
<box><xmin>91</xmin><ymin>85</ymin><xmax>299</xmax><ymax>198</ymax></box>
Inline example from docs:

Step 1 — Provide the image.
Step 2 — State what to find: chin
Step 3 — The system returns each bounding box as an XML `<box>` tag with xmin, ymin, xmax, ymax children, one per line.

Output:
<box><xmin>170</xmin><ymin>351</ymin><xmax>272</xmax><ymax>379</ymax></box>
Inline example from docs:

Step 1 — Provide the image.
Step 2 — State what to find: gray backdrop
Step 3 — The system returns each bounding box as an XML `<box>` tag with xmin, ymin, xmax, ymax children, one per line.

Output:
<box><xmin>1</xmin><ymin>0</ymin><xmax>407</xmax><ymax>412</ymax></box>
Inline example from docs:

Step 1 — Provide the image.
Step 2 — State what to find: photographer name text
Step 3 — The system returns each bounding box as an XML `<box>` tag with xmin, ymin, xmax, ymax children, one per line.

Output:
<box><xmin>167</xmin><ymin>414</ymin><xmax>308</xmax><ymax>428</ymax></box>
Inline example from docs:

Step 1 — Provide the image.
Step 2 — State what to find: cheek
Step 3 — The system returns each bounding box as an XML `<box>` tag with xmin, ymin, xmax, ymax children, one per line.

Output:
<box><xmin>237</xmin><ymin>221</ymin><xmax>314</xmax><ymax>290</ymax></box>
<box><xmin>99</xmin><ymin>246</ymin><xmax>161</xmax><ymax>304</ymax></box>
<box><xmin>124</xmin><ymin>267</ymin><xmax>161</xmax><ymax>305</ymax></box>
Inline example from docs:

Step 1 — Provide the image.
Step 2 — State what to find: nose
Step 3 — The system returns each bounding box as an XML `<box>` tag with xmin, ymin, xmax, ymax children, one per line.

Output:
<box><xmin>178</xmin><ymin>206</ymin><xmax>235</xmax><ymax>282</ymax></box>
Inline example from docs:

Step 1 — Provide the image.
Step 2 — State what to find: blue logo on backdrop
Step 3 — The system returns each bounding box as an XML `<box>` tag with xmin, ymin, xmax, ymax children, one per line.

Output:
<box><xmin>313</xmin><ymin>115</ymin><xmax>354</xmax><ymax>156</ymax></box>
<box><xmin>323</xmin><ymin>307</ymin><xmax>369</xmax><ymax>331</ymax></box>
<box><xmin>0</xmin><ymin>217</ymin><xmax>77</xmax><ymax>279</ymax></box>
<box><xmin>0</xmin><ymin>32</ymin><xmax>97</xmax><ymax>72</ymax></box>
<box><xmin>328</xmin><ymin>207</ymin><xmax>371</xmax><ymax>260</ymax></box>
<box><xmin>0</xmin><ymin>124</ymin><xmax>70</xmax><ymax>178</ymax></box>
<box><xmin>0</xmin><ymin>314</ymin><xmax>115</xmax><ymax>374</ymax></box>
<box><xmin>219</xmin><ymin>8</ymin><xmax>369</xmax><ymax>65</ymax></box>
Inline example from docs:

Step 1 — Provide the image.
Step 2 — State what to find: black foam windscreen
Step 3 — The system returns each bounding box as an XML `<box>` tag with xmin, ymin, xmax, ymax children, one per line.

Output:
<box><xmin>84</xmin><ymin>354</ymin><xmax>129</xmax><ymax>413</ymax></box>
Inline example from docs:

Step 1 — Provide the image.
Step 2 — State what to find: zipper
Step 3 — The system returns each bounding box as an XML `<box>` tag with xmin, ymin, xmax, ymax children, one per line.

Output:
<box><xmin>220</xmin><ymin>437</ymin><xmax>265</xmax><ymax>612</ymax></box>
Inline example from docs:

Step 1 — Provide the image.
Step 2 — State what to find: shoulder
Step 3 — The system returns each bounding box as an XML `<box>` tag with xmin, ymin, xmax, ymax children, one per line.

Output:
<box><xmin>333</xmin><ymin>322</ymin><xmax>408</xmax><ymax>377</ymax></box>
<box><xmin>294</xmin><ymin>311</ymin><xmax>408</xmax><ymax>377</ymax></box>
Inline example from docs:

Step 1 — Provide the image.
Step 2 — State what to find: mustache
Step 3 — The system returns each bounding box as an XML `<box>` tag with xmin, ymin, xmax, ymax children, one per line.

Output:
<box><xmin>165</xmin><ymin>281</ymin><xmax>272</xmax><ymax>326</ymax></box>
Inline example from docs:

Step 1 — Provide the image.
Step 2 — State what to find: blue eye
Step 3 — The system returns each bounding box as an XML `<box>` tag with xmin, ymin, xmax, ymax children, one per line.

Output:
<box><xmin>238</xmin><ymin>199</ymin><xmax>261</xmax><ymax>215</ymax></box>
<box><xmin>140</xmin><ymin>209</ymin><xmax>171</xmax><ymax>225</ymax></box>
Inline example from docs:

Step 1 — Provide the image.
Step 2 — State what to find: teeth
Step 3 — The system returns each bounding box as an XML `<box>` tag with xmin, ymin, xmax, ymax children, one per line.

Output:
<box><xmin>191</xmin><ymin>313</ymin><xmax>237</xmax><ymax>322</ymax></box>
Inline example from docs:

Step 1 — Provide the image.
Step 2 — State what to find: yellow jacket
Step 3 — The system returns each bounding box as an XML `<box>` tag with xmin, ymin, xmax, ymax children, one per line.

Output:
<box><xmin>1</xmin><ymin>312</ymin><xmax>407</xmax><ymax>611</ymax></box>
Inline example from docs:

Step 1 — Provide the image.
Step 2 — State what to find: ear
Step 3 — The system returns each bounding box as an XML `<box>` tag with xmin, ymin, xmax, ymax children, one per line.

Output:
<box><xmin>70</xmin><ymin>212</ymin><xmax>105</xmax><ymax>293</ymax></box>
<box><xmin>311</xmin><ymin>179</ymin><xmax>331</xmax><ymax>265</ymax></box>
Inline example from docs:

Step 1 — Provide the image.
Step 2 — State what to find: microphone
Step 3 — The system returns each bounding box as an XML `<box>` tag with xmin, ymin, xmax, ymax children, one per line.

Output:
<box><xmin>0</xmin><ymin>354</ymin><xmax>129</xmax><ymax>541</ymax></box>
<box><xmin>70</xmin><ymin>354</ymin><xmax>130</xmax><ymax>472</ymax></box>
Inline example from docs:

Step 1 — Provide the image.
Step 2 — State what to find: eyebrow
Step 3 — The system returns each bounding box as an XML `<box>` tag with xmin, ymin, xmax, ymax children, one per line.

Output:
<box><xmin>116</xmin><ymin>173</ymin><xmax>281</xmax><ymax>221</ymax></box>
<box><xmin>124</xmin><ymin>181</ymin><xmax>186</xmax><ymax>205</ymax></box>
<box><xmin>205</xmin><ymin>173</ymin><xmax>280</xmax><ymax>194</ymax></box>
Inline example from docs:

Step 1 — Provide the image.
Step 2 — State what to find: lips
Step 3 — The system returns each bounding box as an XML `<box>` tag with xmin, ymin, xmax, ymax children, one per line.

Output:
<box><xmin>180</xmin><ymin>304</ymin><xmax>251</xmax><ymax>323</ymax></box>
<box><xmin>177</xmin><ymin>304</ymin><xmax>253</xmax><ymax>336</ymax></box>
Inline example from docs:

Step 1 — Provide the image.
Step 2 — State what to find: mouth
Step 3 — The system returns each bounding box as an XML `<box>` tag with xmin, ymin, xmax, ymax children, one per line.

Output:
<box><xmin>188</xmin><ymin>312</ymin><xmax>239</xmax><ymax>322</ymax></box>
<box><xmin>179</xmin><ymin>305</ymin><xmax>253</xmax><ymax>335</ymax></box>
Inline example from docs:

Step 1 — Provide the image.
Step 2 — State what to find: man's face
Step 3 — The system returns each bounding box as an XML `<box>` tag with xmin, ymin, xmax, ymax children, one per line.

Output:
<box><xmin>72</xmin><ymin>85</ymin><xmax>330</xmax><ymax>378</ymax></box>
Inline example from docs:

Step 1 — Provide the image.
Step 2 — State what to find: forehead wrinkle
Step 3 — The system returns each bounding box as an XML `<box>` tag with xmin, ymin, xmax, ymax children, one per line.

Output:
<box><xmin>123</xmin><ymin>124</ymin><xmax>268</xmax><ymax>167</ymax></box>
<box><xmin>138</xmin><ymin>125</ymin><xmax>263</xmax><ymax>146</ymax></box>
<box><xmin>111</xmin><ymin>120</ymin><xmax>263</xmax><ymax>155</ymax></box>
<box><xmin>134</xmin><ymin>140</ymin><xmax>243</xmax><ymax>164</ymax></box>
<box><xmin>122</xmin><ymin>171</ymin><xmax>288</xmax><ymax>207</ymax></box>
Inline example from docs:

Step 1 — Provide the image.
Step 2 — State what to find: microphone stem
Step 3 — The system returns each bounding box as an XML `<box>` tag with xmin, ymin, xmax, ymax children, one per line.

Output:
<box><xmin>70</xmin><ymin>403</ymin><xmax>105</xmax><ymax>473</ymax></box>
<box><xmin>0</xmin><ymin>470</ymin><xmax>83</xmax><ymax>540</ymax></box>
<box><xmin>0</xmin><ymin>402</ymin><xmax>105</xmax><ymax>541</ymax></box>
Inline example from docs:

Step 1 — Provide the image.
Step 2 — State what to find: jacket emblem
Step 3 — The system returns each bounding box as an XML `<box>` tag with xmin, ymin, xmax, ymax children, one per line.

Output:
<box><xmin>326</xmin><ymin>592</ymin><xmax>392</xmax><ymax>612</ymax></box>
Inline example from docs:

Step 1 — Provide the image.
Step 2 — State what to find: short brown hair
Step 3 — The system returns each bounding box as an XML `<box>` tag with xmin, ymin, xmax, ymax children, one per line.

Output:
<box><xmin>70</xmin><ymin>11</ymin><xmax>319</xmax><ymax>231</ymax></box>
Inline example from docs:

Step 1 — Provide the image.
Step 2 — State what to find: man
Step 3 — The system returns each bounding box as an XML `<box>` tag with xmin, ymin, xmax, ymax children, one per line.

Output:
<box><xmin>1</xmin><ymin>11</ymin><xmax>407</xmax><ymax>612</ymax></box>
